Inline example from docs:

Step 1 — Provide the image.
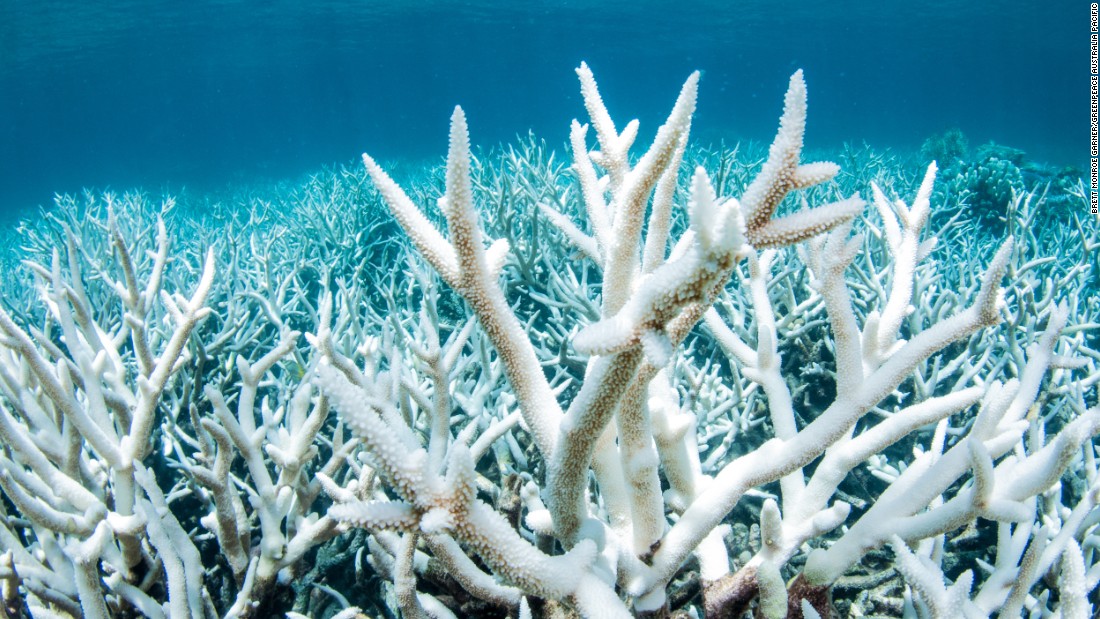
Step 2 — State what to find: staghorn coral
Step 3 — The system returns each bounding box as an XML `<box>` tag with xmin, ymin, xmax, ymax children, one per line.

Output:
<box><xmin>0</xmin><ymin>64</ymin><xmax>1095</xmax><ymax>619</ymax></box>
<box><xmin>324</xmin><ymin>65</ymin><xmax>1098</xmax><ymax>618</ymax></box>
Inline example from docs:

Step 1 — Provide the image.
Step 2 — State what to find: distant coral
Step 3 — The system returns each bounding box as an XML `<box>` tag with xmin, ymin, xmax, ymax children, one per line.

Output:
<box><xmin>954</xmin><ymin>152</ymin><xmax>1026</xmax><ymax>227</ymax></box>
<box><xmin>929</xmin><ymin>139</ymin><xmax>1086</xmax><ymax>235</ymax></box>
<box><xmin>919</xmin><ymin>127</ymin><xmax>969</xmax><ymax>166</ymax></box>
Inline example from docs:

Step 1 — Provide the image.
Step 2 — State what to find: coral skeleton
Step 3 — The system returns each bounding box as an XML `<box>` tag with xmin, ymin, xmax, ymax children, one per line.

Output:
<box><xmin>0</xmin><ymin>63</ymin><xmax>1095</xmax><ymax>619</ymax></box>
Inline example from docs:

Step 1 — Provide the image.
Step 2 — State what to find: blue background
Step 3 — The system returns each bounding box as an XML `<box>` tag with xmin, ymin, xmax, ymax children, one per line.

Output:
<box><xmin>0</xmin><ymin>1</ymin><xmax>1084</xmax><ymax>216</ymax></box>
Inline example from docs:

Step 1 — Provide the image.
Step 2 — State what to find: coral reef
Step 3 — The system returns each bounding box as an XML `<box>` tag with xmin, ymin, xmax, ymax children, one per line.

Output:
<box><xmin>0</xmin><ymin>64</ymin><xmax>1096</xmax><ymax>619</ymax></box>
<box><xmin>923</xmin><ymin>135</ymin><xmax>1086</xmax><ymax>235</ymax></box>
<box><xmin>919</xmin><ymin>128</ymin><xmax>969</xmax><ymax>167</ymax></box>
<box><xmin>954</xmin><ymin>152</ymin><xmax>1026</xmax><ymax>228</ymax></box>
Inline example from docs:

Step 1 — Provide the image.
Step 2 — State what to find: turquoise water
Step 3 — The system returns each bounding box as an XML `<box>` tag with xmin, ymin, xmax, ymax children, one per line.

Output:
<box><xmin>0</xmin><ymin>4</ymin><xmax>1096</xmax><ymax>617</ymax></box>
<box><xmin>0</xmin><ymin>1</ymin><xmax>1085</xmax><ymax>213</ymax></box>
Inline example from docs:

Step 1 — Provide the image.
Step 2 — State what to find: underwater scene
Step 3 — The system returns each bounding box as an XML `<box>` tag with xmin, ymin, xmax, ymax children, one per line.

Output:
<box><xmin>0</xmin><ymin>1</ymin><xmax>1097</xmax><ymax>618</ymax></box>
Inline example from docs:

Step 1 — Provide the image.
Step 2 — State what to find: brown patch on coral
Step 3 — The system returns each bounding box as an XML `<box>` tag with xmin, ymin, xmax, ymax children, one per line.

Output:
<box><xmin>702</xmin><ymin>565</ymin><xmax>758</xmax><ymax>618</ymax></box>
<box><xmin>786</xmin><ymin>574</ymin><xmax>836</xmax><ymax>619</ymax></box>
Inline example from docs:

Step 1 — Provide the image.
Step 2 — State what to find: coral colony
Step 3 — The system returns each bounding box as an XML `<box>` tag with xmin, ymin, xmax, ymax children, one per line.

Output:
<box><xmin>0</xmin><ymin>63</ymin><xmax>1096</xmax><ymax>619</ymax></box>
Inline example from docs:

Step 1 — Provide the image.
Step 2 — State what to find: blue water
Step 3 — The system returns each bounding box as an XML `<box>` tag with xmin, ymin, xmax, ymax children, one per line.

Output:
<box><xmin>0</xmin><ymin>0</ymin><xmax>1084</xmax><ymax>215</ymax></box>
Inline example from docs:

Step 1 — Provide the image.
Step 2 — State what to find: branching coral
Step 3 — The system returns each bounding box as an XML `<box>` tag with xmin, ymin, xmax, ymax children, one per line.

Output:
<box><xmin>322</xmin><ymin>64</ymin><xmax>1097</xmax><ymax>617</ymax></box>
<box><xmin>0</xmin><ymin>64</ymin><xmax>1095</xmax><ymax>619</ymax></box>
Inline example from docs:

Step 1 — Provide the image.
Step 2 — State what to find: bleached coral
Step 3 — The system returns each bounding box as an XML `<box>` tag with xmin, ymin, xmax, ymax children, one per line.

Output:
<box><xmin>0</xmin><ymin>63</ymin><xmax>1095</xmax><ymax>619</ymax></box>
<box><xmin>323</xmin><ymin>64</ymin><xmax>1098</xmax><ymax>617</ymax></box>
